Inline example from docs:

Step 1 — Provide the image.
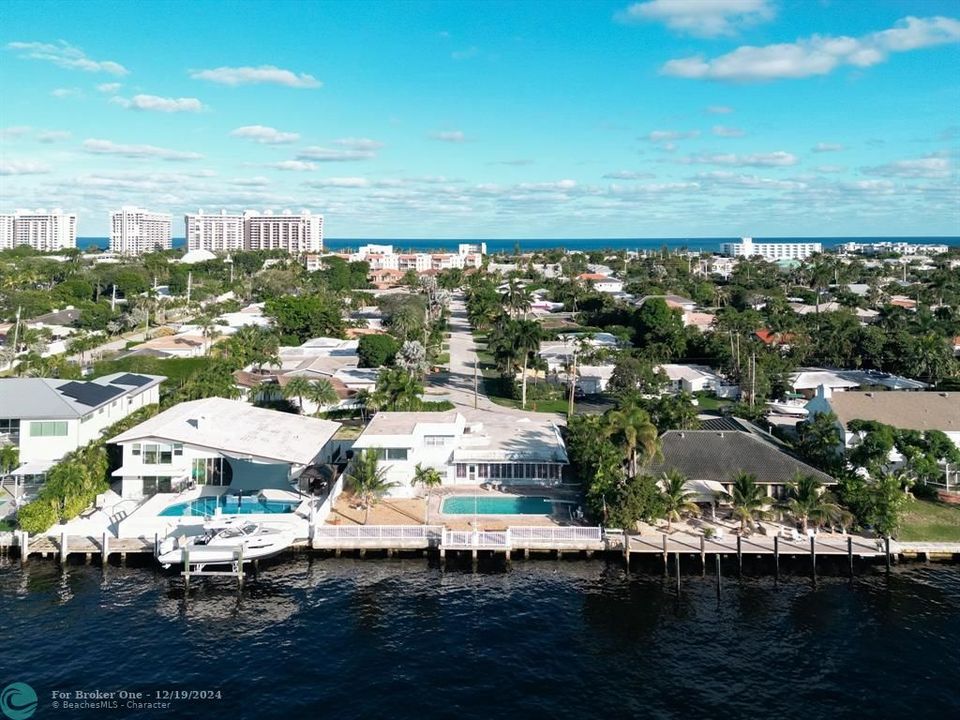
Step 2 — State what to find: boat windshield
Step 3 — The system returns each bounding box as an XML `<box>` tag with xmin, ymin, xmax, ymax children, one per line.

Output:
<box><xmin>218</xmin><ymin>528</ymin><xmax>245</xmax><ymax>539</ymax></box>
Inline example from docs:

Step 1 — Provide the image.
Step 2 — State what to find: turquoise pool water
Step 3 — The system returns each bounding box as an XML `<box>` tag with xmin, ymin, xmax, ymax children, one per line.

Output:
<box><xmin>159</xmin><ymin>496</ymin><xmax>299</xmax><ymax>517</ymax></box>
<box><xmin>441</xmin><ymin>496</ymin><xmax>555</xmax><ymax>515</ymax></box>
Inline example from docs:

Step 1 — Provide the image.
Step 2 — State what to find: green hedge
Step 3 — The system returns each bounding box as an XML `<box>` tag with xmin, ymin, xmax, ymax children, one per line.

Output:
<box><xmin>16</xmin><ymin>405</ymin><xmax>159</xmax><ymax>534</ymax></box>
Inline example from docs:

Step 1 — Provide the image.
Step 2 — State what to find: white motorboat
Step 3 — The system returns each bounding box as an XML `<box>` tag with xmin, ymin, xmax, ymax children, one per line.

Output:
<box><xmin>765</xmin><ymin>398</ymin><xmax>809</xmax><ymax>417</ymax></box>
<box><xmin>157</xmin><ymin>521</ymin><xmax>295</xmax><ymax>568</ymax></box>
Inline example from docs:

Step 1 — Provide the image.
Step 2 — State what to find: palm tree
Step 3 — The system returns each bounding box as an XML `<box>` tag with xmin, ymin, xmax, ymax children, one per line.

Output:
<box><xmin>345</xmin><ymin>449</ymin><xmax>399</xmax><ymax>524</ymax></box>
<box><xmin>729</xmin><ymin>471</ymin><xmax>770</xmax><ymax>535</ymax></box>
<box><xmin>505</xmin><ymin>279</ymin><xmax>533</xmax><ymax>318</ymax></box>
<box><xmin>0</xmin><ymin>445</ymin><xmax>19</xmax><ymax>477</ymax></box>
<box><xmin>660</xmin><ymin>469</ymin><xmax>700</xmax><ymax>532</ymax></box>
<box><xmin>305</xmin><ymin>378</ymin><xmax>339</xmax><ymax>416</ymax></box>
<box><xmin>512</xmin><ymin>319</ymin><xmax>541</xmax><ymax>409</ymax></box>
<box><xmin>373</xmin><ymin>368</ymin><xmax>423</xmax><ymax>411</ymax></box>
<box><xmin>412</xmin><ymin>463</ymin><xmax>443</xmax><ymax>523</ymax></box>
<box><xmin>602</xmin><ymin>404</ymin><xmax>659</xmax><ymax>478</ymax></box>
<box><xmin>780</xmin><ymin>473</ymin><xmax>844</xmax><ymax>534</ymax></box>
<box><xmin>282</xmin><ymin>375</ymin><xmax>313</xmax><ymax>413</ymax></box>
<box><xmin>354</xmin><ymin>388</ymin><xmax>373</xmax><ymax>422</ymax></box>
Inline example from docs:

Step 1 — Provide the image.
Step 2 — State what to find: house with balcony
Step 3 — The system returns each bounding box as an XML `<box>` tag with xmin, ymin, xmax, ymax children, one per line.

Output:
<box><xmin>0</xmin><ymin>373</ymin><xmax>164</xmax><ymax>481</ymax></box>
<box><xmin>350</xmin><ymin>411</ymin><xmax>569</xmax><ymax>497</ymax></box>
<box><xmin>108</xmin><ymin>397</ymin><xmax>342</xmax><ymax>500</ymax></box>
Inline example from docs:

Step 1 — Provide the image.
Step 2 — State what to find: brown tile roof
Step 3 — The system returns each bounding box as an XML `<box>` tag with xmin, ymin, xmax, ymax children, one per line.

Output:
<box><xmin>828</xmin><ymin>391</ymin><xmax>960</xmax><ymax>432</ymax></box>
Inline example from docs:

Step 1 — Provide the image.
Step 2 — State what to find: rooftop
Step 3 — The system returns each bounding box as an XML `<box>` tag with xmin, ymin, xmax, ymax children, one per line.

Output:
<box><xmin>646</xmin><ymin>430</ymin><xmax>834</xmax><ymax>485</ymax></box>
<box><xmin>109</xmin><ymin>397</ymin><xmax>340</xmax><ymax>465</ymax></box>
<box><xmin>824</xmin><ymin>391</ymin><xmax>959</xmax><ymax>432</ymax></box>
<box><xmin>0</xmin><ymin>373</ymin><xmax>164</xmax><ymax>420</ymax></box>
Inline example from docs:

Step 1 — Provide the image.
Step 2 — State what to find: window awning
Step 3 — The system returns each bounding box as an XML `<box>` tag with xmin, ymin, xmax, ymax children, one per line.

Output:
<box><xmin>10</xmin><ymin>460</ymin><xmax>56</xmax><ymax>477</ymax></box>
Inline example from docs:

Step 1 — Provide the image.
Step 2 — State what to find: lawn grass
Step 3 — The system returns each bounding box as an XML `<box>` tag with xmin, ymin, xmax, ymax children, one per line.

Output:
<box><xmin>899</xmin><ymin>498</ymin><xmax>960</xmax><ymax>542</ymax></box>
<box><xmin>92</xmin><ymin>356</ymin><xmax>212</xmax><ymax>384</ymax></box>
<box><xmin>693</xmin><ymin>393</ymin><xmax>732</xmax><ymax>411</ymax></box>
<box><xmin>474</xmin><ymin>333</ymin><xmax>567</xmax><ymax>414</ymax></box>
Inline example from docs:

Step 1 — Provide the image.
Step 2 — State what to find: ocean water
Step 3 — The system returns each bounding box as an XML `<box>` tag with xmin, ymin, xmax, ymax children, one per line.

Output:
<box><xmin>1</xmin><ymin>557</ymin><xmax>957</xmax><ymax>719</ymax></box>
<box><xmin>74</xmin><ymin>236</ymin><xmax>960</xmax><ymax>254</ymax></box>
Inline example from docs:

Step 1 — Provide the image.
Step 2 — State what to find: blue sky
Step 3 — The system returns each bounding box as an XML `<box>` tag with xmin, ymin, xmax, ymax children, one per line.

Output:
<box><xmin>1</xmin><ymin>0</ymin><xmax>958</xmax><ymax>238</ymax></box>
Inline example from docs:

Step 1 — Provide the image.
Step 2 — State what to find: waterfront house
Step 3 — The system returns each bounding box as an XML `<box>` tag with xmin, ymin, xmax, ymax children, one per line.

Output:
<box><xmin>645</xmin><ymin>428</ymin><xmax>835</xmax><ymax>499</ymax></box>
<box><xmin>805</xmin><ymin>387</ymin><xmax>960</xmax><ymax>450</ymax></box>
<box><xmin>109</xmin><ymin>397</ymin><xmax>341</xmax><ymax>500</ymax></box>
<box><xmin>0</xmin><ymin>373</ymin><xmax>164</xmax><ymax>480</ymax></box>
<box><xmin>350</xmin><ymin>411</ymin><xmax>569</xmax><ymax>497</ymax></box>
<box><xmin>656</xmin><ymin>364</ymin><xmax>739</xmax><ymax>399</ymax></box>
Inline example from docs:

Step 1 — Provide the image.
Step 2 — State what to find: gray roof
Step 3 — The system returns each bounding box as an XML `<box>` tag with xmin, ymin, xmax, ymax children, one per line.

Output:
<box><xmin>0</xmin><ymin>374</ymin><xmax>165</xmax><ymax>420</ymax></box>
<box><xmin>646</xmin><ymin>430</ymin><xmax>834</xmax><ymax>485</ymax></box>
<box><xmin>826</xmin><ymin>391</ymin><xmax>958</xmax><ymax>432</ymax></box>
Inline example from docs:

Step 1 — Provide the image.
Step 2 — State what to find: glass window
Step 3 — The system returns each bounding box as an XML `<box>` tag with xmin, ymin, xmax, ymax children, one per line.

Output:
<box><xmin>526</xmin><ymin>463</ymin><xmax>536</xmax><ymax>478</ymax></box>
<box><xmin>537</xmin><ymin>464</ymin><xmax>547</xmax><ymax>478</ymax></box>
<box><xmin>29</xmin><ymin>421</ymin><xmax>68</xmax><ymax>437</ymax></box>
<box><xmin>456</xmin><ymin>463</ymin><xmax>466</xmax><ymax>478</ymax></box>
<box><xmin>386</xmin><ymin>448</ymin><xmax>408</xmax><ymax>461</ymax></box>
<box><xmin>502</xmin><ymin>464</ymin><xmax>512</xmax><ymax>479</ymax></box>
<box><xmin>132</xmin><ymin>443</ymin><xmax>141</xmax><ymax>456</ymax></box>
<box><xmin>159</xmin><ymin>448</ymin><xmax>173</xmax><ymax>464</ymax></box>
<box><xmin>143</xmin><ymin>444</ymin><xmax>159</xmax><ymax>464</ymax></box>
<box><xmin>424</xmin><ymin>435</ymin><xmax>452</xmax><ymax>447</ymax></box>
<box><xmin>142</xmin><ymin>476</ymin><xmax>157</xmax><ymax>496</ymax></box>
<box><xmin>490</xmin><ymin>464</ymin><xmax>500</xmax><ymax>479</ymax></box>
<box><xmin>173</xmin><ymin>443</ymin><xmax>183</xmax><ymax>456</ymax></box>
<box><xmin>478</xmin><ymin>464</ymin><xmax>488</xmax><ymax>478</ymax></box>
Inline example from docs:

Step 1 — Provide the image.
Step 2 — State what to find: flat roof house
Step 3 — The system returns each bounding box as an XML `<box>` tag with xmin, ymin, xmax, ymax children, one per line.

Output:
<box><xmin>351</xmin><ymin>411</ymin><xmax>569</xmax><ymax>497</ymax></box>
<box><xmin>109</xmin><ymin>397</ymin><xmax>341</xmax><ymax>500</ymax></box>
<box><xmin>646</xmin><ymin>428</ymin><xmax>835</xmax><ymax>498</ymax></box>
<box><xmin>0</xmin><ymin>373</ymin><xmax>164</xmax><ymax>478</ymax></box>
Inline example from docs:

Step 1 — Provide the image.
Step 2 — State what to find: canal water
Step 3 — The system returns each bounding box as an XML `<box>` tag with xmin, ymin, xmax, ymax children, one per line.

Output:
<box><xmin>1</xmin><ymin>556</ymin><xmax>958</xmax><ymax>719</ymax></box>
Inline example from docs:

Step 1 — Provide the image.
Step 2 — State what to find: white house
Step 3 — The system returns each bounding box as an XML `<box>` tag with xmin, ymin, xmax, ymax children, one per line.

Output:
<box><xmin>0</xmin><ymin>373</ymin><xmax>164</xmax><ymax>480</ymax></box>
<box><xmin>577</xmin><ymin>273</ymin><xmax>624</xmax><ymax>294</ymax></box>
<box><xmin>657</xmin><ymin>364</ymin><xmax>738</xmax><ymax>397</ymax></box>
<box><xmin>109</xmin><ymin>397</ymin><xmax>341</xmax><ymax>500</ymax></box>
<box><xmin>805</xmin><ymin>387</ymin><xmax>960</xmax><ymax>450</ymax></box>
<box><xmin>350</xmin><ymin>411</ymin><xmax>569</xmax><ymax>497</ymax></box>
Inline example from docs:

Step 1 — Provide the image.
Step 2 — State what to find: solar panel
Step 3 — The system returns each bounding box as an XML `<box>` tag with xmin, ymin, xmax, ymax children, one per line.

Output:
<box><xmin>58</xmin><ymin>381</ymin><xmax>127</xmax><ymax>407</ymax></box>
<box><xmin>112</xmin><ymin>373</ymin><xmax>152</xmax><ymax>387</ymax></box>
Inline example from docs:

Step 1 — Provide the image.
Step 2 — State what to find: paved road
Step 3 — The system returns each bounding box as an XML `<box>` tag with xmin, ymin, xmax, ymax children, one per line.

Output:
<box><xmin>427</xmin><ymin>294</ymin><xmax>566</xmax><ymax>424</ymax></box>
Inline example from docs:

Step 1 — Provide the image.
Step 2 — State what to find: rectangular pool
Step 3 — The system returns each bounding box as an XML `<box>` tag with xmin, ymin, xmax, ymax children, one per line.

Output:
<box><xmin>441</xmin><ymin>495</ymin><xmax>555</xmax><ymax>515</ymax></box>
<box><xmin>159</xmin><ymin>495</ymin><xmax>299</xmax><ymax>517</ymax></box>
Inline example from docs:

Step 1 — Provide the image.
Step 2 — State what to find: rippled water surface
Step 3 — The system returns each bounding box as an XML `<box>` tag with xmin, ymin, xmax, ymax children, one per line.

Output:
<box><xmin>1</xmin><ymin>557</ymin><xmax>958</xmax><ymax>719</ymax></box>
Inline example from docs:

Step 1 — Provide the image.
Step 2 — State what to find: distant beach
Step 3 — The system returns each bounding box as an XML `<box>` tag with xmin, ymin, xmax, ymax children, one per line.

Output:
<box><xmin>74</xmin><ymin>236</ymin><xmax>960</xmax><ymax>254</ymax></box>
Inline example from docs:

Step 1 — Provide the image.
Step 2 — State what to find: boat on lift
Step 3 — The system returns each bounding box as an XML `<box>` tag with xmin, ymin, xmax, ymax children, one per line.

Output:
<box><xmin>156</xmin><ymin>520</ymin><xmax>295</xmax><ymax>569</ymax></box>
<box><xmin>765</xmin><ymin>394</ymin><xmax>810</xmax><ymax>417</ymax></box>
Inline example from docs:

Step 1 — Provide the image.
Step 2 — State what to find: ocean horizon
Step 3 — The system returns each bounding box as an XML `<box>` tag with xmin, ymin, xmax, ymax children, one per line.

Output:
<box><xmin>74</xmin><ymin>235</ymin><xmax>960</xmax><ymax>254</ymax></box>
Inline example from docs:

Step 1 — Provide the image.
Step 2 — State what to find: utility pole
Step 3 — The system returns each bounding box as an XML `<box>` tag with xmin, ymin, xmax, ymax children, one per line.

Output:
<box><xmin>110</xmin><ymin>284</ymin><xmax>117</xmax><ymax>312</ymax></box>
<box><xmin>750</xmin><ymin>352</ymin><xmax>756</xmax><ymax>408</ymax></box>
<box><xmin>187</xmin><ymin>271</ymin><xmax>193</xmax><ymax>305</ymax></box>
<box><xmin>11</xmin><ymin>306</ymin><xmax>21</xmax><ymax>356</ymax></box>
<box><xmin>473</xmin><ymin>358</ymin><xmax>478</xmax><ymax>409</ymax></box>
<box><xmin>567</xmin><ymin>345</ymin><xmax>578</xmax><ymax>420</ymax></box>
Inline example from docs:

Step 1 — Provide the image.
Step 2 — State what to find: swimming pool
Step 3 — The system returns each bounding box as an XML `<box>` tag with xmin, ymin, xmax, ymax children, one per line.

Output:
<box><xmin>159</xmin><ymin>495</ymin><xmax>299</xmax><ymax>517</ymax></box>
<box><xmin>441</xmin><ymin>495</ymin><xmax>555</xmax><ymax>515</ymax></box>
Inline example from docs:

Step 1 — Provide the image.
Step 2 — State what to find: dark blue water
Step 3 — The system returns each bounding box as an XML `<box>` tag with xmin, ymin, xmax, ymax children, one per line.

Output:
<box><xmin>74</xmin><ymin>236</ymin><xmax>960</xmax><ymax>253</ymax></box>
<box><xmin>1</xmin><ymin>557</ymin><xmax>958</xmax><ymax>719</ymax></box>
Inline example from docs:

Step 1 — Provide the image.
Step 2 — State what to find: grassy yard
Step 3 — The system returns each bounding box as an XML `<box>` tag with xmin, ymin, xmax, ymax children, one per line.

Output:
<box><xmin>474</xmin><ymin>334</ymin><xmax>568</xmax><ymax>414</ymax></box>
<box><xmin>92</xmin><ymin>356</ymin><xmax>212</xmax><ymax>384</ymax></box>
<box><xmin>693</xmin><ymin>393</ymin><xmax>732</xmax><ymax>411</ymax></box>
<box><xmin>899</xmin><ymin>498</ymin><xmax>960</xmax><ymax>542</ymax></box>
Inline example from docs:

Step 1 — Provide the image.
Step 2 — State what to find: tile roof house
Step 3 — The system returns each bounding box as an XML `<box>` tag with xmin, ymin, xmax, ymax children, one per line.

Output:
<box><xmin>646</xmin><ymin>429</ymin><xmax>835</xmax><ymax>497</ymax></box>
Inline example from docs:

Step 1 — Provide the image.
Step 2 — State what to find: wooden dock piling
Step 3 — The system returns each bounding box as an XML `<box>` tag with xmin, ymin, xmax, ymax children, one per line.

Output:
<box><xmin>810</xmin><ymin>535</ymin><xmax>817</xmax><ymax>584</ymax></box>
<box><xmin>101</xmin><ymin>532</ymin><xmax>109</xmax><ymax>568</ymax></box>
<box><xmin>674</xmin><ymin>552</ymin><xmax>680</xmax><ymax>594</ymax></box>
<box><xmin>715</xmin><ymin>554</ymin><xmax>721</xmax><ymax>599</ymax></box>
<box><xmin>847</xmin><ymin>536</ymin><xmax>854</xmax><ymax>579</ymax></box>
<box><xmin>774</xmin><ymin>535</ymin><xmax>780</xmax><ymax>581</ymax></box>
<box><xmin>737</xmin><ymin>535</ymin><xmax>742</xmax><ymax>577</ymax></box>
<box><xmin>699</xmin><ymin>536</ymin><xmax>705</xmax><ymax>576</ymax></box>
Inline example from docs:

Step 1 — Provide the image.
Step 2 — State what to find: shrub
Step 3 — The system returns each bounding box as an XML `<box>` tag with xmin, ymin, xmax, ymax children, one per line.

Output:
<box><xmin>16</xmin><ymin>500</ymin><xmax>60</xmax><ymax>534</ymax></box>
<box><xmin>358</xmin><ymin>334</ymin><xmax>400</xmax><ymax>368</ymax></box>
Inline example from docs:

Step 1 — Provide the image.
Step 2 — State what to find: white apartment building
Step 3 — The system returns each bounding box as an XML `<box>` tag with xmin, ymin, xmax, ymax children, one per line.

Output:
<box><xmin>244</xmin><ymin>210</ymin><xmax>323</xmax><ymax>254</ymax></box>
<box><xmin>0</xmin><ymin>209</ymin><xmax>77</xmax><ymax>251</ymax></box>
<box><xmin>185</xmin><ymin>209</ymin><xmax>245</xmax><ymax>252</ymax></box>
<box><xmin>351</xmin><ymin>411</ymin><xmax>568</xmax><ymax>497</ymax></box>
<box><xmin>110</xmin><ymin>207</ymin><xmax>172</xmax><ymax>255</ymax></box>
<box><xmin>720</xmin><ymin>237</ymin><xmax>822</xmax><ymax>261</ymax></box>
<box><xmin>0</xmin><ymin>373</ymin><xmax>164</xmax><ymax>478</ymax></box>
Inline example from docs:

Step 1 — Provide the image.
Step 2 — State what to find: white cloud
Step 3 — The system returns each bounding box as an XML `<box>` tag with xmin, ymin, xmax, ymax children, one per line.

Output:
<box><xmin>617</xmin><ymin>0</ymin><xmax>774</xmax><ymax>38</ymax></box>
<box><xmin>305</xmin><ymin>177</ymin><xmax>372</xmax><ymax>188</ymax></box>
<box><xmin>706</xmin><ymin>105</ymin><xmax>734</xmax><ymax>114</ymax></box>
<box><xmin>602</xmin><ymin>170</ymin><xmax>655</xmax><ymax>180</ymax></box>
<box><xmin>111</xmin><ymin>94</ymin><xmax>206</xmax><ymax>113</ymax></box>
<box><xmin>297</xmin><ymin>145</ymin><xmax>378</xmax><ymax>162</ymax></box>
<box><xmin>696</xmin><ymin>170</ymin><xmax>806</xmax><ymax>190</ymax></box>
<box><xmin>431</xmin><ymin>130</ymin><xmax>466</xmax><ymax>143</ymax></box>
<box><xmin>51</xmin><ymin>87</ymin><xmax>82</xmax><ymax>98</ymax></box>
<box><xmin>229</xmin><ymin>176</ymin><xmax>270</xmax><ymax>186</ymax></box>
<box><xmin>82</xmin><ymin>138</ymin><xmax>203</xmax><ymax>161</ymax></box>
<box><xmin>682</xmin><ymin>151</ymin><xmax>798</xmax><ymax>166</ymax></box>
<box><xmin>452</xmin><ymin>46</ymin><xmax>479</xmax><ymax>60</ymax></box>
<box><xmin>0</xmin><ymin>160</ymin><xmax>51</xmax><ymax>175</ymax></box>
<box><xmin>814</xmin><ymin>165</ymin><xmax>846</xmax><ymax>174</ymax></box>
<box><xmin>862</xmin><ymin>154</ymin><xmax>952</xmax><ymax>179</ymax></box>
<box><xmin>267</xmin><ymin>160</ymin><xmax>317</xmax><ymax>171</ymax></box>
<box><xmin>661</xmin><ymin>16</ymin><xmax>960</xmax><ymax>81</ymax></box>
<box><xmin>6</xmin><ymin>40</ymin><xmax>128</xmax><ymax>75</ymax></box>
<box><xmin>646</xmin><ymin>129</ymin><xmax>700</xmax><ymax>142</ymax></box>
<box><xmin>36</xmin><ymin>130</ymin><xmax>72</xmax><ymax>143</ymax></box>
<box><xmin>811</xmin><ymin>143</ymin><xmax>844</xmax><ymax>153</ymax></box>
<box><xmin>189</xmin><ymin>65</ymin><xmax>321</xmax><ymax>88</ymax></box>
<box><xmin>96</xmin><ymin>82</ymin><xmax>121</xmax><ymax>93</ymax></box>
<box><xmin>230</xmin><ymin>125</ymin><xmax>301</xmax><ymax>144</ymax></box>
<box><xmin>335</xmin><ymin>137</ymin><xmax>384</xmax><ymax>152</ymax></box>
<box><xmin>713</xmin><ymin>125</ymin><xmax>746</xmax><ymax>137</ymax></box>
<box><xmin>0</xmin><ymin>126</ymin><xmax>32</xmax><ymax>139</ymax></box>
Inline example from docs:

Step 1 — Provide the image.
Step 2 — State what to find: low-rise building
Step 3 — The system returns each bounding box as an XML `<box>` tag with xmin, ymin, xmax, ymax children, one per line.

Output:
<box><xmin>577</xmin><ymin>273</ymin><xmax>624</xmax><ymax>294</ymax></box>
<box><xmin>657</xmin><ymin>364</ymin><xmax>738</xmax><ymax>398</ymax></box>
<box><xmin>0</xmin><ymin>373</ymin><xmax>164</xmax><ymax>478</ymax></box>
<box><xmin>109</xmin><ymin>397</ymin><xmax>341</xmax><ymax>500</ymax></box>
<box><xmin>350</xmin><ymin>411</ymin><xmax>568</xmax><ymax>497</ymax></box>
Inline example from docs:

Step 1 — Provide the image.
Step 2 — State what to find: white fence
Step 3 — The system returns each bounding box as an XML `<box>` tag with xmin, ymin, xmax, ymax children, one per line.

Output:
<box><xmin>443</xmin><ymin>529</ymin><xmax>509</xmax><ymax>549</ymax></box>
<box><xmin>510</xmin><ymin>527</ymin><xmax>602</xmax><ymax>543</ymax></box>
<box><xmin>312</xmin><ymin>524</ymin><xmax>444</xmax><ymax>547</ymax></box>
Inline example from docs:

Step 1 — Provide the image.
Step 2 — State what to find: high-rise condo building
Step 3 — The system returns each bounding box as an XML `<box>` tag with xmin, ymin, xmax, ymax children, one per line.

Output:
<box><xmin>0</xmin><ymin>208</ymin><xmax>77</xmax><ymax>251</ymax></box>
<box><xmin>110</xmin><ymin>207</ymin><xmax>172</xmax><ymax>255</ymax></box>
<box><xmin>243</xmin><ymin>210</ymin><xmax>323</xmax><ymax>254</ymax></box>
<box><xmin>184</xmin><ymin>209</ymin><xmax>245</xmax><ymax>252</ymax></box>
<box><xmin>720</xmin><ymin>237</ymin><xmax>822</xmax><ymax>261</ymax></box>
